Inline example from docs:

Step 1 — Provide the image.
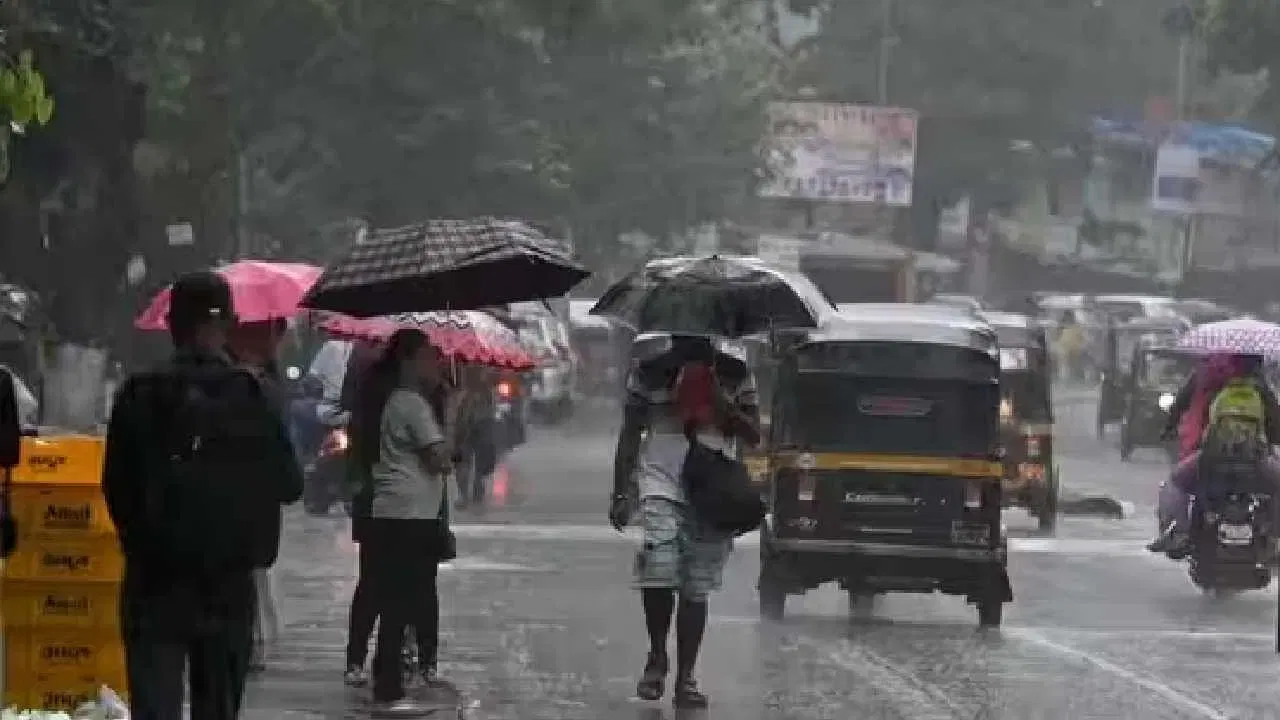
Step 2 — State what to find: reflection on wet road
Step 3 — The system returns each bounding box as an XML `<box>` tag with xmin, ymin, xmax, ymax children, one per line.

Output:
<box><xmin>245</xmin><ymin>395</ymin><xmax>1280</xmax><ymax>719</ymax></box>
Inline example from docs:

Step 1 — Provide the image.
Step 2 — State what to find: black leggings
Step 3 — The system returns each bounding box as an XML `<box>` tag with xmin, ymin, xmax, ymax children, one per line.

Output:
<box><xmin>364</xmin><ymin>517</ymin><xmax>442</xmax><ymax>702</ymax></box>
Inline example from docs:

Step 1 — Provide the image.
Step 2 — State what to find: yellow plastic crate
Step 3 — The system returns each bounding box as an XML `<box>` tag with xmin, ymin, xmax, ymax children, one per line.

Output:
<box><xmin>1</xmin><ymin>536</ymin><xmax>123</xmax><ymax>583</ymax></box>
<box><xmin>0</xmin><ymin>580</ymin><xmax>120</xmax><ymax>630</ymax></box>
<box><xmin>12</xmin><ymin>484</ymin><xmax>116</xmax><ymax>538</ymax></box>
<box><xmin>5</xmin><ymin>628</ymin><xmax>126</xmax><ymax>683</ymax></box>
<box><xmin>4</xmin><ymin>670</ymin><xmax>128</xmax><ymax>712</ymax></box>
<box><xmin>13</xmin><ymin>435</ymin><xmax>105</xmax><ymax>486</ymax></box>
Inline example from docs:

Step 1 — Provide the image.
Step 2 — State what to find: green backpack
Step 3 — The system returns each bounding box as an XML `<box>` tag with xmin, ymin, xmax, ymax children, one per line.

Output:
<box><xmin>1205</xmin><ymin>378</ymin><xmax>1266</xmax><ymax>458</ymax></box>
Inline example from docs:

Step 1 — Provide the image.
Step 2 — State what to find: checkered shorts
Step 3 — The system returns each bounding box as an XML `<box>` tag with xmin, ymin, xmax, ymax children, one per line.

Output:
<box><xmin>632</xmin><ymin>496</ymin><xmax>733</xmax><ymax>601</ymax></box>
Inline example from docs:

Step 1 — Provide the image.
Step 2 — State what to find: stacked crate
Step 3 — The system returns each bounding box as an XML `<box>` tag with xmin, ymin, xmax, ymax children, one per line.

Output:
<box><xmin>1</xmin><ymin>434</ymin><xmax>126</xmax><ymax>711</ymax></box>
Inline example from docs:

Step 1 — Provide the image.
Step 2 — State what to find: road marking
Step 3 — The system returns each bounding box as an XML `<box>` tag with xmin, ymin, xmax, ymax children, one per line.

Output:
<box><xmin>1008</xmin><ymin>628</ymin><xmax>1235</xmax><ymax>720</ymax></box>
<box><xmin>796</xmin><ymin>636</ymin><xmax>963</xmax><ymax>719</ymax></box>
<box><xmin>451</xmin><ymin>523</ymin><xmax>1160</xmax><ymax>558</ymax></box>
<box><xmin>438</xmin><ymin>558</ymin><xmax>547</xmax><ymax>573</ymax></box>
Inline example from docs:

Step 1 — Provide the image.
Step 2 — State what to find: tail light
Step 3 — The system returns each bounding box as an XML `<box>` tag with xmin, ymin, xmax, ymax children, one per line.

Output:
<box><xmin>796</xmin><ymin>472</ymin><xmax>816</xmax><ymax>502</ymax></box>
<box><xmin>320</xmin><ymin>428</ymin><xmax>349</xmax><ymax>457</ymax></box>
<box><xmin>496</xmin><ymin>380</ymin><xmax>515</xmax><ymax>399</ymax></box>
<box><xmin>1025</xmin><ymin>435</ymin><xmax>1041</xmax><ymax>458</ymax></box>
<box><xmin>964</xmin><ymin>480</ymin><xmax>983</xmax><ymax>509</ymax></box>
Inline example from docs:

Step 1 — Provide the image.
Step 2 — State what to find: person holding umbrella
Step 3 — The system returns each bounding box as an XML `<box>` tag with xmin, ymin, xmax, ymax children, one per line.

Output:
<box><xmin>609</xmin><ymin>334</ymin><xmax>760</xmax><ymax>709</ymax></box>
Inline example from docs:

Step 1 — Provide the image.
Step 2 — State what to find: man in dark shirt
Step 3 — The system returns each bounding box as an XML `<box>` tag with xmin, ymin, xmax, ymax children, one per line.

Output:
<box><xmin>103</xmin><ymin>271</ymin><xmax>302</xmax><ymax>720</ymax></box>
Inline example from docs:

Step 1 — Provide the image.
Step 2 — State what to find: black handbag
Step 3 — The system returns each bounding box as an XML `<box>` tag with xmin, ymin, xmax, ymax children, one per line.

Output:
<box><xmin>681</xmin><ymin>441</ymin><xmax>764</xmax><ymax>537</ymax></box>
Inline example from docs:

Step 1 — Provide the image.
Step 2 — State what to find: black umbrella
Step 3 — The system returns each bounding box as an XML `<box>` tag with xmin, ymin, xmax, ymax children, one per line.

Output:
<box><xmin>590</xmin><ymin>254</ymin><xmax>835</xmax><ymax>337</ymax></box>
<box><xmin>301</xmin><ymin>218</ymin><xmax>590</xmax><ymax>317</ymax></box>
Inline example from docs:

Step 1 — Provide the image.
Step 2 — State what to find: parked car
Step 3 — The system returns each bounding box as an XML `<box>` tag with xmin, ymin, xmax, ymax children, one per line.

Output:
<box><xmin>509</xmin><ymin>305</ymin><xmax>577</xmax><ymax>422</ymax></box>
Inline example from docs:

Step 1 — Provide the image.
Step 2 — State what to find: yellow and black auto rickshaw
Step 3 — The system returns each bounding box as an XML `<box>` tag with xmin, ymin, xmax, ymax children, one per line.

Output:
<box><xmin>758</xmin><ymin>308</ymin><xmax>1012</xmax><ymax>626</ymax></box>
<box><xmin>1118</xmin><ymin>342</ymin><xmax>1195</xmax><ymax>462</ymax></box>
<box><xmin>1096</xmin><ymin>316</ymin><xmax>1188</xmax><ymax>439</ymax></box>
<box><xmin>984</xmin><ymin>312</ymin><xmax>1058</xmax><ymax>532</ymax></box>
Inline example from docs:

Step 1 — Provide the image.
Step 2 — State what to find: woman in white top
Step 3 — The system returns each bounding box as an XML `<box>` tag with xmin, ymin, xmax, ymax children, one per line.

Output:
<box><xmin>353</xmin><ymin>329</ymin><xmax>458</xmax><ymax>713</ymax></box>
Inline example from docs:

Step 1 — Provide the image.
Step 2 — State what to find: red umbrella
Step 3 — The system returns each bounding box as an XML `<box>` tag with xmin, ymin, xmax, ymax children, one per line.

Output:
<box><xmin>317</xmin><ymin>312</ymin><xmax>534</xmax><ymax>370</ymax></box>
<box><xmin>135</xmin><ymin>261</ymin><xmax>322</xmax><ymax>330</ymax></box>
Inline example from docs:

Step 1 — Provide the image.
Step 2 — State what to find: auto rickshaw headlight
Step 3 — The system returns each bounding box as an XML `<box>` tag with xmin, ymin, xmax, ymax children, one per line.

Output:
<box><xmin>1158</xmin><ymin>393</ymin><xmax>1175</xmax><ymax>411</ymax></box>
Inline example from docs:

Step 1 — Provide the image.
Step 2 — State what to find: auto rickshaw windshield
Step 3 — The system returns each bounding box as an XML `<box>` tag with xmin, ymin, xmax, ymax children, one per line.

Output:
<box><xmin>776</xmin><ymin>341</ymin><xmax>998</xmax><ymax>456</ymax></box>
<box><xmin>1141</xmin><ymin>351</ymin><xmax>1194</xmax><ymax>386</ymax></box>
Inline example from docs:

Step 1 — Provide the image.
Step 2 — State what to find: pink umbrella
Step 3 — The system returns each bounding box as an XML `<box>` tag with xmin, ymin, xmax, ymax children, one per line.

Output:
<box><xmin>316</xmin><ymin>311</ymin><xmax>535</xmax><ymax>370</ymax></box>
<box><xmin>134</xmin><ymin>261</ymin><xmax>322</xmax><ymax>331</ymax></box>
<box><xmin>1176</xmin><ymin>317</ymin><xmax>1280</xmax><ymax>361</ymax></box>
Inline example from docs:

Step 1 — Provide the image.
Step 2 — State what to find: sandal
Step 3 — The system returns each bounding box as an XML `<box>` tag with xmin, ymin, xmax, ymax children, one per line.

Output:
<box><xmin>673</xmin><ymin>676</ymin><xmax>709</xmax><ymax>709</ymax></box>
<box><xmin>635</xmin><ymin>652</ymin><xmax>668</xmax><ymax>701</ymax></box>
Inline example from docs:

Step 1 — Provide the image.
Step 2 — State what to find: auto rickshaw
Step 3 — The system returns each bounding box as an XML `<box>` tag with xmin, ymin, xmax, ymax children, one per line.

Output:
<box><xmin>1096</xmin><ymin>316</ymin><xmax>1188</xmax><ymax>439</ymax></box>
<box><xmin>758</xmin><ymin>310</ymin><xmax>1011</xmax><ymax>626</ymax></box>
<box><xmin>1118</xmin><ymin>342</ymin><xmax>1195</xmax><ymax>462</ymax></box>
<box><xmin>984</xmin><ymin>312</ymin><xmax>1058</xmax><ymax>531</ymax></box>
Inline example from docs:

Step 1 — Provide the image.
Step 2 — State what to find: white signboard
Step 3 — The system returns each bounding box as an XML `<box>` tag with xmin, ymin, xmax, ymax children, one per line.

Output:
<box><xmin>166</xmin><ymin>222</ymin><xmax>194</xmax><ymax>246</ymax></box>
<box><xmin>1152</xmin><ymin>144</ymin><xmax>1201</xmax><ymax>215</ymax></box>
<box><xmin>759</xmin><ymin>102</ymin><xmax>918</xmax><ymax>206</ymax></box>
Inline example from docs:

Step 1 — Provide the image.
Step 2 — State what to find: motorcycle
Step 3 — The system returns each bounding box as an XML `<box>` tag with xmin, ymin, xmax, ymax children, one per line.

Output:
<box><xmin>1185</xmin><ymin>462</ymin><xmax>1275</xmax><ymax>594</ymax></box>
<box><xmin>494</xmin><ymin>376</ymin><xmax>526</xmax><ymax>452</ymax></box>
<box><xmin>303</xmin><ymin>425</ymin><xmax>353</xmax><ymax>516</ymax></box>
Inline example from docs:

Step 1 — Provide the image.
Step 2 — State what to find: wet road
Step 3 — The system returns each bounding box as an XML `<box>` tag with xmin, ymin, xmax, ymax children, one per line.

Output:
<box><xmin>245</xmin><ymin>393</ymin><xmax>1280</xmax><ymax>719</ymax></box>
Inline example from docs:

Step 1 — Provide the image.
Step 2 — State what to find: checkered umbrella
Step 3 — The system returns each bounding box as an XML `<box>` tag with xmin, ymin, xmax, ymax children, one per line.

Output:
<box><xmin>301</xmin><ymin>218</ymin><xmax>589</xmax><ymax>317</ymax></box>
<box><xmin>589</xmin><ymin>254</ymin><xmax>835</xmax><ymax>337</ymax></box>
<box><xmin>1175</xmin><ymin>317</ymin><xmax>1280</xmax><ymax>360</ymax></box>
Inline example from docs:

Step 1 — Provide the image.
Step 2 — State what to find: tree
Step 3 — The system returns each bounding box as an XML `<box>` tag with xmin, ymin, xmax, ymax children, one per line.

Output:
<box><xmin>0</xmin><ymin>49</ymin><xmax>55</xmax><ymax>182</ymax></box>
<box><xmin>1204</xmin><ymin>0</ymin><xmax>1280</xmax><ymax>128</ymax></box>
<box><xmin>118</xmin><ymin>0</ymin><xmax>779</xmax><ymax>266</ymax></box>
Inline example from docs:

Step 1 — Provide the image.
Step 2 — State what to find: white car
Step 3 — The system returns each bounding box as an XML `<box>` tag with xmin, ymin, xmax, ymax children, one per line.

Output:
<box><xmin>510</xmin><ymin>305</ymin><xmax>577</xmax><ymax>422</ymax></box>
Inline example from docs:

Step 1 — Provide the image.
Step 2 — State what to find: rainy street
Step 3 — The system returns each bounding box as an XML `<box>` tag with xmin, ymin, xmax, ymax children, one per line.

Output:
<box><xmin>244</xmin><ymin>391</ymin><xmax>1280</xmax><ymax>719</ymax></box>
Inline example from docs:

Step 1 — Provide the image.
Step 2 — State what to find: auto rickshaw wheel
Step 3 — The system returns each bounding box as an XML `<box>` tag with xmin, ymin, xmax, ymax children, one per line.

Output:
<box><xmin>758</xmin><ymin>564</ymin><xmax>786</xmax><ymax>620</ymax></box>
<box><xmin>847</xmin><ymin>590</ymin><xmax>877</xmax><ymax>620</ymax></box>
<box><xmin>977</xmin><ymin>597</ymin><xmax>1004</xmax><ymax>627</ymax></box>
<box><xmin>758</xmin><ymin>541</ymin><xmax>787</xmax><ymax>620</ymax></box>
<box><xmin>1035</xmin><ymin>467</ymin><xmax>1059</xmax><ymax>533</ymax></box>
<box><xmin>1119</xmin><ymin>422</ymin><xmax>1134</xmax><ymax>461</ymax></box>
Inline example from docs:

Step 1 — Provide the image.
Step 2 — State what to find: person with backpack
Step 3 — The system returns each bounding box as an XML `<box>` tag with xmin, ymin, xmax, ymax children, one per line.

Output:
<box><xmin>609</xmin><ymin>334</ymin><xmax>760</xmax><ymax>710</ymax></box>
<box><xmin>1151</xmin><ymin>353</ymin><xmax>1280</xmax><ymax>555</ymax></box>
<box><xmin>103</xmin><ymin>271</ymin><xmax>303</xmax><ymax>720</ymax></box>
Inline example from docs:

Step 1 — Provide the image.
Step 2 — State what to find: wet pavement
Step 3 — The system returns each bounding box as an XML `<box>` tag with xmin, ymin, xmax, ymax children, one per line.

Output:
<box><xmin>244</xmin><ymin>393</ymin><xmax>1280</xmax><ymax>719</ymax></box>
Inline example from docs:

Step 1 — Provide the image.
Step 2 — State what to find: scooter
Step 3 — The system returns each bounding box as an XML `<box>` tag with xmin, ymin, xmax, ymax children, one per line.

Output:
<box><xmin>303</xmin><ymin>425</ymin><xmax>352</xmax><ymax>516</ymax></box>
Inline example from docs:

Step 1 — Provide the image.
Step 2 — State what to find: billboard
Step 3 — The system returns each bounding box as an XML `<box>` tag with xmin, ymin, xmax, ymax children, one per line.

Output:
<box><xmin>759</xmin><ymin>102</ymin><xmax>918</xmax><ymax>206</ymax></box>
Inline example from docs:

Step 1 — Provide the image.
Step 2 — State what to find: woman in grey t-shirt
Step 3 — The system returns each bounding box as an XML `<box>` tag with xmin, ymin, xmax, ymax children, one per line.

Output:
<box><xmin>354</xmin><ymin>329</ymin><xmax>457</xmax><ymax>713</ymax></box>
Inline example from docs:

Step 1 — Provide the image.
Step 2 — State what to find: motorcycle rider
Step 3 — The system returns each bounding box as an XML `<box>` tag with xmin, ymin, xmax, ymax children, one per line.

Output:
<box><xmin>1151</xmin><ymin>353</ymin><xmax>1280</xmax><ymax>555</ymax></box>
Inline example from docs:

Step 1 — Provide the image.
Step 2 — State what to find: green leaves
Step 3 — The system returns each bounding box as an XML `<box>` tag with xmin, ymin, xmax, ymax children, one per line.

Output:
<box><xmin>0</xmin><ymin>48</ymin><xmax>55</xmax><ymax>182</ymax></box>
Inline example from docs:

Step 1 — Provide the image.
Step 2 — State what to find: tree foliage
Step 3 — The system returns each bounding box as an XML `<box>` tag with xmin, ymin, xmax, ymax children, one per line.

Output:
<box><xmin>1204</xmin><ymin>0</ymin><xmax>1280</xmax><ymax>128</ymax></box>
<box><xmin>0</xmin><ymin>48</ymin><xmax>55</xmax><ymax>182</ymax></box>
<box><xmin>118</xmin><ymin>0</ymin><xmax>780</xmax><ymax>261</ymax></box>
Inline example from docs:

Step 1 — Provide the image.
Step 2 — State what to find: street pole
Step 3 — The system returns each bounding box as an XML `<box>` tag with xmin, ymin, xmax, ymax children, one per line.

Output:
<box><xmin>1174</xmin><ymin>34</ymin><xmax>1189</xmax><ymax>121</ymax></box>
<box><xmin>877</xmin><ymin>0</ymin><xmax>892</xmax><ymax>106</ymax></box>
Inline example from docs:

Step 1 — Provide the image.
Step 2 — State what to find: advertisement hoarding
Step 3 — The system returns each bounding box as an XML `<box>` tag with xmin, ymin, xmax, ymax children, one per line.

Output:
<box><xmin>759</xmin><ymin>102</ymin><xmax>918</xmax><ymax>206</ymax></box>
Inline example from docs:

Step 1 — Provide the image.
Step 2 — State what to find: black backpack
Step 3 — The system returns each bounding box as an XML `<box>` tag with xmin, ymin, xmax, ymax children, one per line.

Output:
<box><xmin>134</xmin><ymin>364</ymin><xmax>284</xmax><ymax>575</ymax></box>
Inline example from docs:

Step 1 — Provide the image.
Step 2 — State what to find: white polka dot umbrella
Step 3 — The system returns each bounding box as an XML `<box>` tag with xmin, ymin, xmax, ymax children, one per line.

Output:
<box><xmin>1175</xmin><ymin>317</ymin><xmax>1280</xmax><ymax>360</ymax></box>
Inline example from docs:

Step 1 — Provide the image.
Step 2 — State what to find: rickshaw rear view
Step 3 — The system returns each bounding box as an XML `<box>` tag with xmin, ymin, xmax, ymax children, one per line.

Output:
<box><xmin>758</xmin><ymin>308</ymin><xmax>1011</xmax><ymax>626</ymax></box>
